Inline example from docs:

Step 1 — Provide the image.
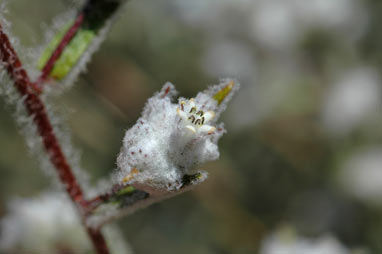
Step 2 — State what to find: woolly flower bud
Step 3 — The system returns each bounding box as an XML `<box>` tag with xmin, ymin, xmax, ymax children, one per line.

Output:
<box><xmin>260</xmin><ymin>226</ymin><xmax>351</xmax><ymax>254</ymax></box>
<box><xmin>0</xmin><ymin>192</ymin><xmax>132</xmax><ymax>254</ymax></box>
<box><xmin>117</xmin><ymin>79</ymin><xmax>239</xmax><ymax>190</ymax></box>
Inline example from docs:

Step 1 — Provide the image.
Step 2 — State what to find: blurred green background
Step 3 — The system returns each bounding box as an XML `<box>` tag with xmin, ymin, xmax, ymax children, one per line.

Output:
<box><xmin>1</xmin><ymin>0</ymin><xmax>381</xmax><ymax>253</ymax></box>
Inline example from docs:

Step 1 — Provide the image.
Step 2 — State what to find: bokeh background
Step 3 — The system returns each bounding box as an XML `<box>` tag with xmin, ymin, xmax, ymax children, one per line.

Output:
<box><xmin>1</xmin><ymin>0</ymin><xmax>381</xmax><ymax>253</ymax></box>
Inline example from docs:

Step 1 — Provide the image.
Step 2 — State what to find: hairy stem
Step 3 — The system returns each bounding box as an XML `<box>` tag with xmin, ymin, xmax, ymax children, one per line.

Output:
<box><xmin>84</xmin><ymin>173</ymin><xmax>206</xmax><ymax>229</ymax></box>
<box><xmin>36</xmin><ymin>0</ymin><xmax>125</xmax><ymax>87</ymax></box>
<box><xmin>36</xmin><ymin>13</ymin><xmax>84</xmax><ymax>86</ymax></box>
<box><xmin>0</xmin><ymin>24</ymin><xmax>109</xmax><ymax>254</ymax></box>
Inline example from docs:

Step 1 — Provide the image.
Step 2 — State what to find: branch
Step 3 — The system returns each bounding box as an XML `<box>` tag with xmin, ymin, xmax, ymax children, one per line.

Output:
<box><xmin>37</xmin><ymin>0</ymin><xmax>126</xmax><ymax>87</ymax></box>
<box><xmin>0</xmin><ymin>24</ymin><xmax>109</xmax><ymax>254</ymax></box>
<box><xmin>36</xmin><ymin>13</ymin><xmax>84</xmax><ymax>86</ymax></box>
<box><xmin>85</xmin><ymin>172</ymin><xmax>207</xmax><ymax>229</ymax></box>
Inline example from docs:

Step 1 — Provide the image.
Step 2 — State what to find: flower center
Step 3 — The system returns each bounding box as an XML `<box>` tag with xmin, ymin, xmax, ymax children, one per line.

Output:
<box><xmin>187</xmin><ymin>106</ymin><xmax>205</xmax><ymax>126</ymax></box>
<box><xmin>177</xmin><ymin>99</ymin><xmax>216</xmax><ymax>134</ymax></box>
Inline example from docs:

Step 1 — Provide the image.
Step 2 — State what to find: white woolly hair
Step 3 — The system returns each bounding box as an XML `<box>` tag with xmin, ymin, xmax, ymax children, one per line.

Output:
<box><xmin>116</xmin><ymin>79</ymin><xmax>239</xmax><ymax>190</ymax></box>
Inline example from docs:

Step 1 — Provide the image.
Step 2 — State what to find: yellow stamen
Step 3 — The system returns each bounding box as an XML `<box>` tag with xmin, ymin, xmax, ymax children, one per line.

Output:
<box><xmin>123</xmin><ymin>168</ymin><xmax>139</xmax><ymax>183</ymax></box>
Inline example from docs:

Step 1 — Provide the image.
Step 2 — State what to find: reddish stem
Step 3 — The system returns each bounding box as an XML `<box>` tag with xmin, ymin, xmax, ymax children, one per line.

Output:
<box><xmin>36</xmin><ymin>13</ymin><xmax>84</xmax><ymax>86</ymax></box>
<box><xmin>0</xmin><ymin>24</ymin><xmax>109</xmax><ymax>254</ymax></box>
<box><xmin>84</xmin><ymin>184</ymin><xmax>126</xmax><ymax>215</ymax></box>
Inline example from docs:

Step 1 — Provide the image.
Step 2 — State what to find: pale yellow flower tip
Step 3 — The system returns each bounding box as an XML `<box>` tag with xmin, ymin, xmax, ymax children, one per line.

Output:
<box><xmin>213</xmin><ymin>80</ymin><xmax>235</xmax><ymax>105</ymax></box>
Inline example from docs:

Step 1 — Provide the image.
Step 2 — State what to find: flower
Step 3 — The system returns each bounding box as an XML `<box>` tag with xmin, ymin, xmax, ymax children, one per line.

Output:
<box><xmin>116</xmin><ymin>79</ymin><xmax>239</xmax><ymax>190</ymax></box>
<box><xmin>0</xmin><ymin>192</ymin><xmax>132</xmax><ymax>254</ymax></box>
<box><xmin>176</xmin><ymin>98</ymin><xmax>216</xmax><ymax>134</ymax></box>
<box><xmin>338</xmin><ymin>146</ymin><xmax>382</xmax><ymax>204</ymax></box>
<box><xmin>259</xmin><ymin>225</ymin><xmax>353</xmax><ymax>254</ymax></box>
